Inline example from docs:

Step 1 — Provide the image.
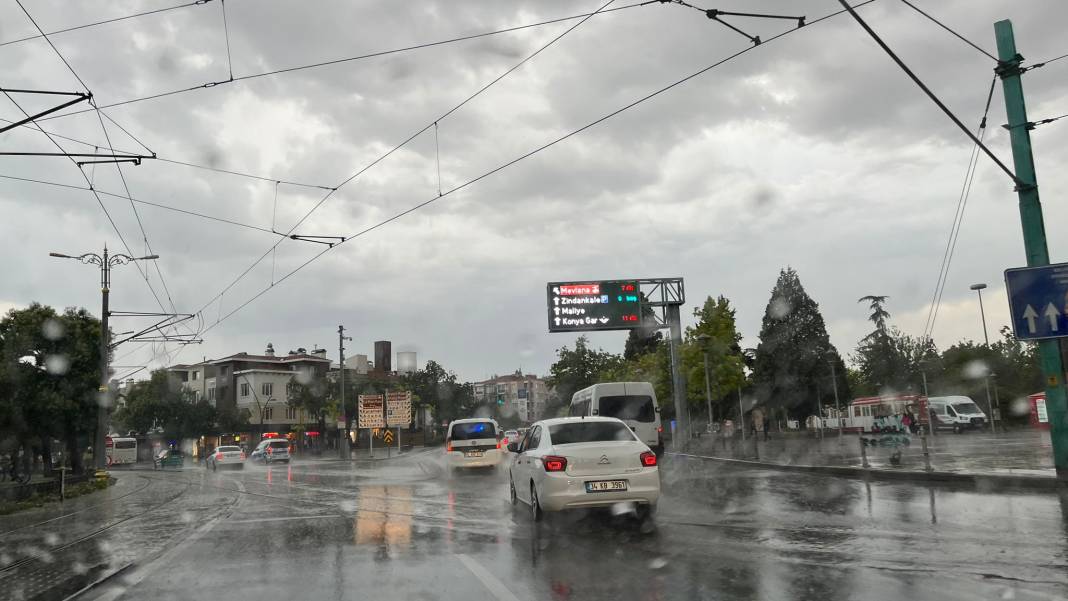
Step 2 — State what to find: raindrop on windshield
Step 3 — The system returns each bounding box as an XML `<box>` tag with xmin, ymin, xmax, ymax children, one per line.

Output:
<box><xmin>963</xmin><ymin>359</ymin><xmax>989</xmax><ymax>379</ymax></box>
<box><xmin>41</xmin><ymin>318</ymin><xmax>64</xmax><ymax>341</ymax></box>
<box><xmin>45</xmin><ymin>354</ymin><xmax>70</xmax><ymax>375</ymax></box>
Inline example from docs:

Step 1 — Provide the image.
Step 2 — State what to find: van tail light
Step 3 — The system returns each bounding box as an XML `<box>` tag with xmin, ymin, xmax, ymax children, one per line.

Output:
<box><xmin>542</xmin><ymin>455</ymin><xmax>567</xmax><ymax>472</ymax></box>
<box><xmin>640</xmin><ymin>451</ymin><xmax>657</xmax><ymax>467</ymax></box>
<box><xmin>657</xmin><ymin>426</ymin><xmax>663</xmax><ymax>433</ymax></box>
<box><xmin>445</xmin><ymin>438</ymin><xmax>453</xmax><ymax>452</ymax></box>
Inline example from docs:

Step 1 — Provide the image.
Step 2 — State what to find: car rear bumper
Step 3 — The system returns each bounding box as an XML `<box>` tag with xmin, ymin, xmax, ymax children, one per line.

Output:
<box><xmin>539</xmin><ymin>468</ymin><xmax>660</xmax><ymax>512</ymax></box>
<box><xmin>447</xmin><ymin>449</ymin><xmax>502</xmax><ymax>468</ymax></box>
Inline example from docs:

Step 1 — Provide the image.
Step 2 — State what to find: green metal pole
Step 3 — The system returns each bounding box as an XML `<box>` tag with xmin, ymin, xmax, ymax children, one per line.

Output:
<box><xmin>995</xmin><ymin>19</ymin><xmax>1068</xmax><ymax>478</ymax></box>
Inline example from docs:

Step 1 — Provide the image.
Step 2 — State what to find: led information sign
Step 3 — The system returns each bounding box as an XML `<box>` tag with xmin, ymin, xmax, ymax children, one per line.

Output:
<box><xmin>547</xmin><ymin>280</ymin><xmax>642</xmax><ymax>332</ymax></box>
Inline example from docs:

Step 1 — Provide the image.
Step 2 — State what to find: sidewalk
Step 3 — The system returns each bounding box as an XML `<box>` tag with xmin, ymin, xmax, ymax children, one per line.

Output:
<box><xmin>676</xmin><ymin>429</ymin><xmax>1061</xmax><ymax>487</ymax></box>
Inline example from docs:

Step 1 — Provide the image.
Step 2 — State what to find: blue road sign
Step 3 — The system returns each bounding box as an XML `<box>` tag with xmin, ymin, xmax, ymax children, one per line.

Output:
<box><xmin>1004</xmin><ymin>262</ymin><xmax>1068</xmax><ymax>340</ymax></box>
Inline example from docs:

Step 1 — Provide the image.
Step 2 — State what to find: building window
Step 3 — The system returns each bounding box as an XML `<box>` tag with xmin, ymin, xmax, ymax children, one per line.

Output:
<box><xmin>192</xmin><ymin>372</ymin><xmax>199</xmax><ymax>381</ymax></box>
<box><xmin>286</xmin><ymin>407</ymin><xmax>297</xmax><ymax>420</ymax></box>
<box><xmin>262</xmin><ymin>382</ymin><xmax>273</xmax><ymax>397</ymax></box>
<box><xmin>208</xmin><ymin>388</ymin><xmax>216</xmax><ymax>401</ymax></box>
<box><xmin>264</xmin><ymin>407</ymin><xmax>274</xmax><ymax>420</ymax></box>
<box><xmin>240</xmin><ymin>383</ymin><xmax>250</xmax><ymax>397</ymax></box>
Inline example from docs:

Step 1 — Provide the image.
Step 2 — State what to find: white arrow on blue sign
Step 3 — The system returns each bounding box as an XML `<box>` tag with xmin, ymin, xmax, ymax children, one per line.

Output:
<box><xmin>1004</xmin><ymin>263</ymin><xmax>1068</xmax><ymax>340</ymax></box>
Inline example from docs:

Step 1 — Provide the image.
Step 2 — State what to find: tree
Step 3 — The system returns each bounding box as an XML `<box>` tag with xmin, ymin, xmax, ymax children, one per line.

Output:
<box><xmin>933</xmin><ymin>327</ymin><xmax>1042</xmax><ymax>423</ymax></box>
<box><xmin>623</xmin><ymin>296</ymin><xmax>662</xmax><ymax>361</ymax></box>
<box><xmin>113</xmin><ymin>369</ymin><xmax>220</xmax><ymax>442</ymax></box>
<box><xmin>598</xmin><ymin>339</ymin><xmax>673</xmax><ymax>419</ymax></box>
<box><xmin>752</xmin><ymin>268</ymin><xmax>843</xmax><ymax>419</ymax></box>
<box><xmin>682</xmin><ymin>295</ymin><xmax>746</xmax><ymax>422</ymax></box>
<box><xmin>546</xmin><ymin>336</ymin><xmax>624</xmax><ymax>416</ymax></box>
<box><xmin>852</xmin><ymin>296</ymin><xmax>938</xmax><ymax>395</ymax></box>
<box><xmin>0</xmin><ymin>303</ymin><xmax>103</xmax><ymax>475</ymax></box>
<box><xmin>288</xmin><ymin>375</ymin><xmax>329</xmax><ymax>450</ymax></box>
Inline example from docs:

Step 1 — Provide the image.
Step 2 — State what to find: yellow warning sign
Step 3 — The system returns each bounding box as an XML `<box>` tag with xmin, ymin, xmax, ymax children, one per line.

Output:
<box><xmin>382</xmin><ymin>429</ymin><xmax>394</xmax><ymax>445</ymax></box>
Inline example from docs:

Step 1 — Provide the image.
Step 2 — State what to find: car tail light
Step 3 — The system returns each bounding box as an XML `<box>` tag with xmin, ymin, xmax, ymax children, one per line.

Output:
<box><xmin>267</xmin><ymin>447</ymin><xmax>273</xmax><ymax>455</ymax></box>
<box><xmin>496</xmin><ymin>440</ymin><xmax>501</xmax><ymax>449</ymax></box>
<box><xmin>445</xmin><ymin>438</ymin><xmax>452</xmax><ymax>452</ymax></box>
<box><xmin>501</xmin><ymin>437</ymin><xmax>508</xmax><ymax>446</ymax></box>
<box><xmin>657</xmin><ymin>425</ymin><xmax>663</xmax><ymax>433</ymax></box>
<box><xmin>215</xmin><ymin>452</ymin><xmax>223</xmax><ymax>460</ymax></box>
<box><xmin>240</xmin><ymin>452</ymin><xmax>246</xmax><ymax>460</ymax></box>
<box><xmin>640</xmin><ymin>451</ymin><xmax>657</xmax><ymax>467</ymax></box>
<box><xmin>542</xmin><ymin>455</ymin><xmax>567</xmax><ymax>472</ymax></box>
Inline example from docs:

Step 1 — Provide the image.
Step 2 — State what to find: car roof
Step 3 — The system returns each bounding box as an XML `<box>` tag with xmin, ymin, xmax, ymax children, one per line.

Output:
<box><xmin>533</xmin><ymin>416</ymin><xmax>626</xmax><ymax>427</ymax></box>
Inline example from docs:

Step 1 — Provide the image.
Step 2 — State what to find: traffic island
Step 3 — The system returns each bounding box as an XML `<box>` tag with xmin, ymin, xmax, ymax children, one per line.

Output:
<box><xmin>0</xmin><ymin>473</ymin><xmax>114</xmax><ymax>515</ymax></box>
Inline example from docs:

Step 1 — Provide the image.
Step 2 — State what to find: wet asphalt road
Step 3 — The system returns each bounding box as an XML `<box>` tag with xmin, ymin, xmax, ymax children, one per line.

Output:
<box><xmin>2</xmin><ymin>449</ymin><xmax>1068</xmax><ymax>601</ymax></box>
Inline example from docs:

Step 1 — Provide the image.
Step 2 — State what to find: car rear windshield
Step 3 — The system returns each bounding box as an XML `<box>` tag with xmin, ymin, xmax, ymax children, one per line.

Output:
<box><xmin>217</xmin><ymin>446</ymin><xmax>241</xmax><ymax>452</ymax></box>
<box><xmin>450</xmin><ymin>421</ymin><xmax>496</xmax><ymax>440</ymax></box>
<box><xmin>548</xmin><ymin>421</ymin><xmax>634</xmax><ymax>444</ymax></box>
<box><xmin>267</xmin><ymin>440</ymin><xmax>290</xmax><ymax>448</ymax></box>
<box><xmin>598</xmin><ymin>395</ymin><xmax>655</xmax><ymax>422</ymax></box>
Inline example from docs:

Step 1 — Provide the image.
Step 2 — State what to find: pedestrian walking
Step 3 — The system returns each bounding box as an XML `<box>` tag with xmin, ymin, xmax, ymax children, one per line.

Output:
<box><xmin>763</xmin><ymin>416</ymin><xmax>771</xmax><ymax>441</ymax></box>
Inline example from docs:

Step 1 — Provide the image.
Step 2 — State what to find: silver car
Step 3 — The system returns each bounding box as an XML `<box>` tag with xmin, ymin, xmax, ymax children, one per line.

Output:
<box><xmin>250</xmin><ymin>439</ymin><xmax>291</xmax><ymax>464</ymax></box>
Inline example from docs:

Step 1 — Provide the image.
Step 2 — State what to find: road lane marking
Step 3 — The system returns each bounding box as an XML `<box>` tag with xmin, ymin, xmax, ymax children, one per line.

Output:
<box><xmin>456</xmin><ymin>554</ymin><xmax>522</xmax><ymax>601</ymax></box>
<box><xmin>227</xmin><ymin>514</ymin><xmax>342</xmax><ymax>524</ymax></box>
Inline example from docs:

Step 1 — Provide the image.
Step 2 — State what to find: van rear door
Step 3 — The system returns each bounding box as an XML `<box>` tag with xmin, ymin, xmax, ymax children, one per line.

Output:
<box><xmin>449</xmin><ymin>421</ymin><xmax>498</xmax><ymax>454</ymax></box>
<box><xmin>596</xmin><ymin>393</ymin><xmax>657</xmax><ymax>445</ymax></box>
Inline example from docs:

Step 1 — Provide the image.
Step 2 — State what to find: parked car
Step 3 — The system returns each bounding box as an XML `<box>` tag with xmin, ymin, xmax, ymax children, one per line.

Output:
<box><xmin>250</xmin><ymin>439</ymin><xmax>291</xmax><ymax>464</ymax></box>
<box><xmin>154</xmin><ymin>448</ymin><xmax>184</xmax><ymax>469</ymax></box>
<box><xmin>206</xmin><ymin>445</ymin><xmax>246</xmax><ymax>471</ymax></box>
<box><xmin>508</xmin><ymin>416</ymin><xmax>660</xmax><ymax>521</ymax></box>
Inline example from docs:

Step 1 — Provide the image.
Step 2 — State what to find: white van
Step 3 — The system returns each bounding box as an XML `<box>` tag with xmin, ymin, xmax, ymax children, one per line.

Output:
<box><xmin>446</xmin><ymin>418</ymin><xmax>503</xmax><ymax>469</ymax></box>
<box><xmin>927</xmin><ymin>396</ymin><xmax>988</xmax><ymax>433</ymax></box>
<box><xmin>569</xmin><ymin>382</ymin><xmax>663</xmax><ymax>454</ymax></box>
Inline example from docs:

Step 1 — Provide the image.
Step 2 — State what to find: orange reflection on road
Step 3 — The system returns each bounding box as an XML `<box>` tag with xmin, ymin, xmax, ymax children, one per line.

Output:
<box><xmin>354</xmin><ymin>485</ymin><xmax>412</xmax><ymax>551</ymax></box>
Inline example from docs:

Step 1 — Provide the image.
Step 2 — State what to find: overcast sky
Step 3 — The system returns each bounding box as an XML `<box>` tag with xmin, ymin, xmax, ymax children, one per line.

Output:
<box><xmin>2</xmin><ymin>0</ymin><xmax>1067</xmax><ymax>382</ymax></box>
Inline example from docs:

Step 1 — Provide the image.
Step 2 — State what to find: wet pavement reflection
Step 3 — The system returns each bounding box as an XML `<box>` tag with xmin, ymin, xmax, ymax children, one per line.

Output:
<box><xmin>1</xmin><ymin>448</ymin><xmax>1065</xmax><ymax>601</ymax></box>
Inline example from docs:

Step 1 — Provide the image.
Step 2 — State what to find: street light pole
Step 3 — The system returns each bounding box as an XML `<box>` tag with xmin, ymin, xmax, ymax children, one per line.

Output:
<box><xmin>826</xmin><ymin>352</ymin><xmax>842</xmax><ymax>439</ymax></box>
<box><xmin>49</xmin><ymin>246</ymin><xmax>159</xmax><ymax>472</ymax></box>
<box><xmin>698</xmin><ymin>334</ymin><xmax>713</xmax><ymax>432</ymax></box>
<box><xmin>338</xmin><ymin>325</ymin><xmax>352</xmax><ymax>459</ymax></box>
<box><xmin>969</xmin><ymin>283</ymin><xmax>990</xmax><ymax>345</ymax></box>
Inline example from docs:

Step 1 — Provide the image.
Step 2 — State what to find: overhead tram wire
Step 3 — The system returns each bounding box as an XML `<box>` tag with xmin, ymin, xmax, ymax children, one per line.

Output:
<box><xmin>0</xmin><ymin>0</ymin><xmax>212</xmax><ymax>48</ymax></box>
<box><xmin>0</xmin><ymin>116</ymin><xmax>333</xmax><ymax>188</ymax></box>
<box><xmin>188</xmin><ymin>0</ymin><xmax>625</xmax><ymax>323</ymax></box>
<box><xmin>35</xmin><ymin>1</ymin><xmax>657</xmax><ymax>122</ymax></box>
<box><xmin>198</xmin><ymin>0</ymin><xmax>881</xmax><ymax>335</ymax></box>
<box><xmin>0</xmin><ymin>173</ymin><xmax>284</xmax><ymax>235</ymax></box>
<box><xmin>836</xmin><ymin>0</ymin><xmax>1021</xmax><ymax>188</ymax></box>
<box><xmin>924</xmin><ymin>77</ymin><xmax>997</xmax><ymax>339</ymax></box>
<box><xmin>897</xmin><ymin>0</ymin><xmax>997</xmax><ymax>62</ymax></box>
<box><xmin>16</xmin><ymin>1</ymin><xmax>190</xmax><ymax>347</ymax></box>
<box><xmin>219</xmin><ymin>0</ymin><xmax>235</xmax><ymax>82</ymax></box>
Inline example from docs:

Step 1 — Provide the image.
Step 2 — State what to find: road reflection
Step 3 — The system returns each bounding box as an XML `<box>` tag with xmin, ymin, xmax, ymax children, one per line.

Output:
<box><xmin>354</xmin><ymin>485</ymin><xmax>413</xmax><ymax>560</ymax></box>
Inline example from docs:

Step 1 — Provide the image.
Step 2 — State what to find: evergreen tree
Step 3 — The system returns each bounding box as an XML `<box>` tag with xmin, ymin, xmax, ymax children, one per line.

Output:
<box><xmin>752</xmin><ymin>268</ymin><xmax>844</xmax><ymax>418</ymax></box>
<box><xmin>681</xmin><ymin>295</ymin><xmax>746</xmax><ymax>421</ymax></box>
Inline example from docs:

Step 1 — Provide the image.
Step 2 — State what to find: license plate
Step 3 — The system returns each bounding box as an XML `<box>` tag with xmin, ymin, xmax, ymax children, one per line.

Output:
<box><xmin>585</xmin><ymin>480</ymin><xmax>627</xmax><ymax>493</ymax></box>
<box><xmin>464</xmin><ymin>450</ymin><xmax>484</xmax><ymax>457</ymax></box>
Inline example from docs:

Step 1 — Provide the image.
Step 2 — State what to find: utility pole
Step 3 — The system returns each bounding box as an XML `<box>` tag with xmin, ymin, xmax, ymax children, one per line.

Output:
<box><xmin>827</xmin><ymin>353</ymin><xmax>843</xmax><ymax>439</ymax></box>
<box><xmin>995</xmin><ymin>19</ymin><xmax>1068</xmax><ymax>478</ymax></box>
<box><xmin>49</xmin><ymin>246</ymin><xmax>158</xmax><ymax>472</ymax></box>
<box><xmin>699</xmin><ymin>334</ymin><xmax>713</xmax><ymax>432</ymax></box>
<box><xmin>338</xmin><ymin>325</ymin><xmax>352</xmax><ymax>459</ymax></box>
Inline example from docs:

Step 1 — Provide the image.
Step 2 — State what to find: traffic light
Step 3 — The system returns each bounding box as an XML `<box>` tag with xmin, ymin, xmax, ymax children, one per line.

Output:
<box><xmin>497</xmin><ymin>395</ymin><xmax>504</xmax><ymax>406</ymax></box>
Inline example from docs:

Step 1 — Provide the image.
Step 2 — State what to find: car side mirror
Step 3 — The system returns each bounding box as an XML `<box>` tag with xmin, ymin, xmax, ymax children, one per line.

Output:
<box><xmin>508</xmin><ymin>443</ymin><xmax>519</xmax><ymax>453</ymax></box>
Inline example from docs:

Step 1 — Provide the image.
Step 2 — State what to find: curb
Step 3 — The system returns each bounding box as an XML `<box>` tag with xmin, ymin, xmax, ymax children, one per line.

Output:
<box><xmin>669</xmin><ymin>452</ymin><xmax>1067</xmax><ymax>491</ymax></box>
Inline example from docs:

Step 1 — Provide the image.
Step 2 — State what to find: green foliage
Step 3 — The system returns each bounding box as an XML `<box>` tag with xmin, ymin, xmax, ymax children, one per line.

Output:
<box><xmin>288</xmin><ymin>375</ymin><xmax>329</xmax><ymax>437</ymax></box>
<box><xmin>398</xmin><ymin>360</ymin><xmax>476</xmax><ymax>425</ymax></box>
<box><xmin>113</xmin><ymin>369</ymin><xmax>220</xmax><ymax>440</ymax></box>
<box><xmin>0</xmin><ymin>303</ymin><xmax>103</xmax><ymax>473</ymax></box>
<box><xmin>682</xmin><ymin>295</ymin><xmax>746</xmax><ymax>418</ymax></box>
<box><xmin>752</xmin><ymin>268</ymin><xmax>846</xmax><ymax>418</ymax></box>
<box><xmin>546</xmin><ymin>336</ymin><xmax>625</xmax><ymax>415</ymax></box>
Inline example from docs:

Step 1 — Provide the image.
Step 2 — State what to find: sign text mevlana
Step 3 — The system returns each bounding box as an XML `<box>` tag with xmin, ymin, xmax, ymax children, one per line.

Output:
<box><xmin>386</xmin><ymin>391</ymin><xmax>412</xmax><ymax>427</ymax></box>
<box><xmin>547</xmin><ymin>280</ymin><xmax>642</xmax><ymax>332</ymax></box>
<box><xmin>358</xmin><ymin>394</ymin><xmax>385</xmax><ymax>429</ymax></box>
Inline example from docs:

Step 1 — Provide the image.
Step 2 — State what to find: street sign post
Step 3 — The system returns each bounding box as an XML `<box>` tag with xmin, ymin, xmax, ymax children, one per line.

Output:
<box><xmin>386</xmin><ymin>391</ymin><xmax>411</xmax><ymax>455</ymax></box>
<box><xmin>358</xmin><ymin>394</ymin><xmax>384</xmax><ymax>458</ymax></box>
<box><xmin>546</xmin><ymin>280</ymin><xmax>642</xmax><ymax>332</ymax></box>
<box><xmin>1004</xmin><ymin>262</ymin><xmax>1068</xmax><ymax>340</ymax></box>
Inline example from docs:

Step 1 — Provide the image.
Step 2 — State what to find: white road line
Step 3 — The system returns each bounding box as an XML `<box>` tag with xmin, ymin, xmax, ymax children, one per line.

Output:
<box><xmin>455</xmin><ymin>554</ymin><xmax>522</xmax><ymax>601</ymax></box>
<box><xmin>227</xmin><ymin>514</ymin><xmax>342</xmax><ymax>524</ymax></box>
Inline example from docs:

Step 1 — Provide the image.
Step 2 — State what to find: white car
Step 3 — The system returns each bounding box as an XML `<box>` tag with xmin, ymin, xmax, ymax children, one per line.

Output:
<box><xmin>502</xmin><ymin>430</ymin><xmax>520</xmax><ymax>452</ymax></box>
<box><xmin>445</xmin><ymin>418</ymin><xmax>503</xmax><ymax>470</ymax></box>
<box><xmin>206</xmin><ymin>445</ymin><xmax>246</xmax><ymax>471</ymax></box>
<box><xmin>508</xmin><ymin>416</ymin><xmax>660</xmax><ymax>521</ymax></box>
